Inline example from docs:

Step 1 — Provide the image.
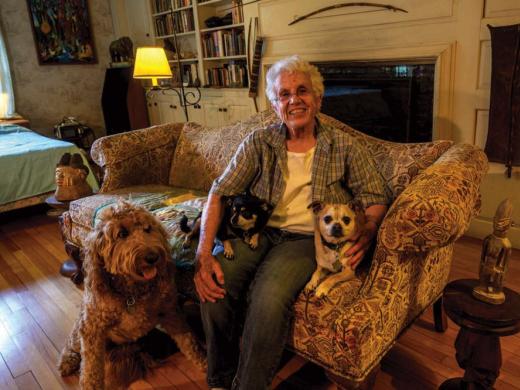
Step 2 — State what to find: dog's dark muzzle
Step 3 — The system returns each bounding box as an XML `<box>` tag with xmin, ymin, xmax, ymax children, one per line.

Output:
<box><xmin>144</xmin><ymin>252</ymin><xmax>159</xmax><ymax>265</ymax></box>
<box><xmin>331</xmin><ymin>223</ymin><xmax>344</xmax><ymax>238</ymax></box>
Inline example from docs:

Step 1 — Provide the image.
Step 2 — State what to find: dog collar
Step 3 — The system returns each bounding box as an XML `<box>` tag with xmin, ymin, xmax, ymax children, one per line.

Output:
<box><xmin>320</xmin><ymin>234</ymin><xmax>350</xmax><ymax>251</ymax></box>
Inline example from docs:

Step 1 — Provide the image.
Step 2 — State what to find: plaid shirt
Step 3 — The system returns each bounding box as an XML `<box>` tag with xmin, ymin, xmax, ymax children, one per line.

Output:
<box><xmin>210</xmin><ymin>118</ymin><xmax>388</xmax><ymax>208</ymax></box>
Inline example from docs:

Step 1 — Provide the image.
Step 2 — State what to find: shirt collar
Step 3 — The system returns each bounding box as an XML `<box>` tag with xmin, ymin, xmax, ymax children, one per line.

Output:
<box><xmin>264</xmin><ymin>115</ymin><xmax>333</xmax><ymax>150</ymax></box>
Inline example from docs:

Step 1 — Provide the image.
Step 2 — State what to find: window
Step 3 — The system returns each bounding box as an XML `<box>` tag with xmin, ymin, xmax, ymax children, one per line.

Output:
<box><xmin>0</xmin><ymin>23</ymin><xmax>15</xmax><ymax>118</ymax></box>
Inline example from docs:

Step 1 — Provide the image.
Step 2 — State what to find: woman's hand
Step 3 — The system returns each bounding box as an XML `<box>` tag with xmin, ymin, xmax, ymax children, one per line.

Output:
<box><xmin>344</xmin><ymin>220</ymin><xmax>378</xmax><ymax>269</ymax></box>
<box><xmin>194</xmin><ymin>251</ymin><xmax>226</xmax><ymax>303</ymax></box>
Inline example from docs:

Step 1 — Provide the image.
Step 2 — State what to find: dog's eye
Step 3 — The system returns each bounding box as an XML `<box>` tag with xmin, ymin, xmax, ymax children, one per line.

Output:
<box><xmin>342</xmin><ymin>216</ymin><xmax>351</xmax><ymax>225</ymax></box>
<box><xmin>143</xmin><ymin>225</ymin><xmax>152</xmax><ymax>233</ymax></box>
<box><xmin>324</xmin><ymin>216</ymin><xmax>332</xmax><ymax>224</ymax></box>
<box><xmin>118</xmin><ymin>227</ymin><xmax>129</xmax><ymax>239</ymax></box>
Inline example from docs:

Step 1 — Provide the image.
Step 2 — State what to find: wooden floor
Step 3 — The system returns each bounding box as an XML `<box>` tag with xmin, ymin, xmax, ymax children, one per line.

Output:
<box><xmin>0</xmin><ymin>206</ymin><xmax>519</xmax><ymax>390</ymax></box>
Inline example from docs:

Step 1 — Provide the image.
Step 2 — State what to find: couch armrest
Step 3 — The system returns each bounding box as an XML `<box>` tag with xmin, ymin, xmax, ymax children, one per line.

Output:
<box><xmin>379</xmin><ymin>143</ymin><xmax>488</xmax><ymax>252</ymax></box>
<box><xmin>325</xmin><ymin>144</ymin><xmax>487</xmax><ymax>378</ymax></box>
<box><xmin>91</xmin><ymin>123</ymin><xmax>184</xmax><ymax>192</ymax></box>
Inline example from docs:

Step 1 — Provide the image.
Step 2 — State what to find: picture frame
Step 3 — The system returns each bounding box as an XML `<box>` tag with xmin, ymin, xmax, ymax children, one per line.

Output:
<box><xmin>26</xmin><ymin>0</ymin><xmax>97</xmax><ymax>65</ymax></box>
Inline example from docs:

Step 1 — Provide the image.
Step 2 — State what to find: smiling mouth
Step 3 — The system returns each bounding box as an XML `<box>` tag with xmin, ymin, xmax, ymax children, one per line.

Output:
<box><xmin>288</xmin><ymin>108</ymin><xmax>307</xmax><ymax>115</ymax></box>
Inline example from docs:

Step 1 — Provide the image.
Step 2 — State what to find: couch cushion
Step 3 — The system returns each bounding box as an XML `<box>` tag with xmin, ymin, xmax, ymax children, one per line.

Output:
<box><xmin>169</xmin><ymin>111</ymin><xmax>279</xmax><ymax>191</ymax></box>
<box><xmin>64</xmin><ymin>185</ymin><xmax>206</xmax><ymax>246</ymax></box>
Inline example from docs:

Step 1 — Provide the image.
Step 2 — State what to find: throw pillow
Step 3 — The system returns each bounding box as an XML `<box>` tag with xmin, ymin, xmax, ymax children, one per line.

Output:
<box><xmin>169</xmin><ymin>110</ymin><xmax>279</xmax><ymax>191</ymax></box>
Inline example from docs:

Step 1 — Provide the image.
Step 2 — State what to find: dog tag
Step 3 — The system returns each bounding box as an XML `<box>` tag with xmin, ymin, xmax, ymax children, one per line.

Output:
<box><xmin>126</xmin><ymin>296</ymin><xmax>136</xmax><ymax>313</ymax></box>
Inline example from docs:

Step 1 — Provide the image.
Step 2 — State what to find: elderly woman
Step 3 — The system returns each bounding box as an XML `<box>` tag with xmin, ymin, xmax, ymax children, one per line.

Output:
<box><xmin>194</xmin><ymin>55</ymin><xmax>388</xmax><ymax>390</ymax></box>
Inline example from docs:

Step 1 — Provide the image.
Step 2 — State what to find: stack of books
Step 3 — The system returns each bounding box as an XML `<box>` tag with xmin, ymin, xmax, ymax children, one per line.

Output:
<box><xmin>155</xmin><ymin>10</ymin><xmax>195</xmax><ymax>36</ymax></box>
<box><xmin>201</xmin><ymin>29</ymin><xmax>245</xmax><ymax>58</ymax></box>
<box><xmin>204</xmin><ymin>61</ymin><xmax>248</xmax><ymax>87</ymax></box>
<box><xmin>231</xmin><ymin>0</ymin><xmax>244</xmax><ymax>24</ymax></box>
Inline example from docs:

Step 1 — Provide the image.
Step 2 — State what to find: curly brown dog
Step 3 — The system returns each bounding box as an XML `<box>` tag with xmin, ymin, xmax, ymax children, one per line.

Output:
<box><xmin>58</xmin><ymin>202</ymin><xmax>206</xmax><ymax>389</ymax></box>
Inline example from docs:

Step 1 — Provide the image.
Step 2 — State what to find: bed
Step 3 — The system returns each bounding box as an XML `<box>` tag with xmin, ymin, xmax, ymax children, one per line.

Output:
<box><xmin>0</xmin><ymin>124</ymin><xmax>99</xmax><ymax>213</ymax></box>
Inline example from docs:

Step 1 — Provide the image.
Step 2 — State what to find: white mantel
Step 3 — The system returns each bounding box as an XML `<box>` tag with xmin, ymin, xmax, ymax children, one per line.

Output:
<box><xmin>255</xmin><ymin>0</ymin><xmax>520</xmax><ymax>247</ymax></box>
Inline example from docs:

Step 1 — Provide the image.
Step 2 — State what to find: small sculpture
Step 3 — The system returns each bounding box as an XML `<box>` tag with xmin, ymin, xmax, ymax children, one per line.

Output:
<box><xmin>109</xmin><ymin>36</ymin><xmax>134</xmax><ymax>64</ymax></box>
<box><xmin>472</xmin><ymin>199</ymin><xmax>513</xmax><ymax>304</ymax></box>
<box><xmin>55</xmin><ymin>153</ymin><xmax>93</xmax><ymax>202</ymax></box>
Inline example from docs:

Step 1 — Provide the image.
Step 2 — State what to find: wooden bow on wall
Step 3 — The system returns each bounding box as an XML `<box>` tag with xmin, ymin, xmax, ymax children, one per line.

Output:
<box><xmin>288</xmin><ymin>2</ymin><xmax>408</xmax><ymax>26</ymax></box>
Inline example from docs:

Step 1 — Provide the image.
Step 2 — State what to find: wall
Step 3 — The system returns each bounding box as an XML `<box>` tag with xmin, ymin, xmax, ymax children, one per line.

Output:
<box><xmin>255</xmin><ymin>0</ymin><xmax>520</xmax><ymax>248</ymax></box>
<box><xmin>0</xmin><ymin>0</ymin><xmax>116</xmax><ymax>137</ymax></box>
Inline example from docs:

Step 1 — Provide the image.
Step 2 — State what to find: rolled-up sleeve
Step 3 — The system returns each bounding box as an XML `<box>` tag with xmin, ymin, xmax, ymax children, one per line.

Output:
<box><xmin>210</xmin><ymin>132</ymin><xmax>259</xmax><ymax>196</ymax></box>
<box><xmin>345</xmin><ymin>139</ymin><xmax>389</xmax><ymax>208</ymax></box>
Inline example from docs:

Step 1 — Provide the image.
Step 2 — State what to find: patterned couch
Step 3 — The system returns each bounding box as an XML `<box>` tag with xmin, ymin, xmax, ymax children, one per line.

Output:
<box><xmin>59</xmin><ymin>111</ymin><xmax>488</xmax><ymax>388</ymax></box>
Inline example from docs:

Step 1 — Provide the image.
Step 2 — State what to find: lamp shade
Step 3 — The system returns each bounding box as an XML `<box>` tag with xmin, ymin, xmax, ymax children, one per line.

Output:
<box><xmin>133</xmin><ymin>47</ymin><xmax>172</xmax><ymax>86</ymax></box>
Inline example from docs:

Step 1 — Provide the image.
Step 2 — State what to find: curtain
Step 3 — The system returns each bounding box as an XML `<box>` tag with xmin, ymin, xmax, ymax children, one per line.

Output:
<box><xmin>486</xmin><ymin>24</ymin><xmax>520</xmax><ymax>178</ymax></box>
<box><xmin>0</xmin><ymin>22</ymin><xmax>15</xmax><ymax>118</ymax></box>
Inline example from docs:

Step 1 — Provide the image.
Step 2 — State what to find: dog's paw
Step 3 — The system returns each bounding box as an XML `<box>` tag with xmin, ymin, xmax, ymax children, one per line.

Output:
<box><xmin>315</xmin><ymin>284</ymin><xmax>332</xmax><ymax>298</ymax></box>
<box><xmin>248</xmin><ymin>234</ymin><xmax>259</xmax><ymax>250</ymax></box>
<box><xmin>57</xmin><ymin>351</ymin><xmax>81</xmax><ymax>376</ymax></box>
<box><xmin>305</xmin><ymin>276</ymin><xmax>320</xmax><ymax>292</ymax></box>
<box><xmin>222</xmin><ymin>240</ymin><xmax>235</xmax><ymax>260</ymax></box>
<box><xmin>223</xmin><ymin>248</ymin><xmax>234</xmax><ymax>260</ymax></box>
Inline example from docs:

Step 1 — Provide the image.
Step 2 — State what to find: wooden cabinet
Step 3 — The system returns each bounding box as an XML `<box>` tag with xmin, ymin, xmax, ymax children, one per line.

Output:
<box><xmin>148</xmin><ymin>88</ymin><xmax>254</xmax><ymax>126</ymax></box>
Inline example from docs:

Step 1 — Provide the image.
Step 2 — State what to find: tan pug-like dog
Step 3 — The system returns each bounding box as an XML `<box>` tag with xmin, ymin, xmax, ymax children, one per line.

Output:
<box><xmin>305</xmin><ymin>201</ymin><xmax>365</xmax><ymax>297</ymax></box>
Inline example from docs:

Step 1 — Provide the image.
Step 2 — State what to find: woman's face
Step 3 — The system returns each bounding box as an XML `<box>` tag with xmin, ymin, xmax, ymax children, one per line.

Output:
<box><xmin>272</xmin><ymin>71</ymin><xmax>322</xmax><ymax>132</ymax></box>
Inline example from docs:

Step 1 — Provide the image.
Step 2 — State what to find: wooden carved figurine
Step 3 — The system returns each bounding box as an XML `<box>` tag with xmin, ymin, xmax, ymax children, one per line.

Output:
<box><xmin>472</xmin><ymin>198</ymin><xmax>513</xmax><ymax>305</ymax></box>
<box><xmin>55</xmin><ymin>153</ymin><xmax>93</xmax><ymax>201</ymax></box>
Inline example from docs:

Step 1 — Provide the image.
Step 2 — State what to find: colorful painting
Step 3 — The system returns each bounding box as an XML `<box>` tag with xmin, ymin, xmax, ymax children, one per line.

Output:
<box><xmin>27</xmin><ymin>0</ymin><xmax>97</xmax><ymax>65</ymax></box>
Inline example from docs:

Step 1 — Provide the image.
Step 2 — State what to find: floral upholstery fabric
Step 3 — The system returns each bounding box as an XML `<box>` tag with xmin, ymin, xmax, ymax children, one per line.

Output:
<box><xmin>169</xmin><ymin>111</ymin><xmax>279</xmax><ymax>191</ymax></box>
<box><xmin>60</xmin><ymin>111</ymin><xmax>488</xmax><ymax>383</ymax></box>
<box><xmin>91</xmin><ymin>123</ymin><xmax>184</xmax><ymax>192</ymax></box>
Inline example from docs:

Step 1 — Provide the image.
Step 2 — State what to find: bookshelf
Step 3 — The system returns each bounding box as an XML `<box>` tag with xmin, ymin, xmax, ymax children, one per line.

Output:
<box><xmin>149</xmin><ymin>0</ymin><xmax>247</xmax><ymax>89</ymax></box>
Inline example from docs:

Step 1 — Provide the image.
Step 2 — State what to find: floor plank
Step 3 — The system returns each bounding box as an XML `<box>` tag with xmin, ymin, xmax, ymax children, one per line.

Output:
<box><xmin>0</xmin><ymin>206</ymin><xmax>519</xmax><ymax>389</ymax></box>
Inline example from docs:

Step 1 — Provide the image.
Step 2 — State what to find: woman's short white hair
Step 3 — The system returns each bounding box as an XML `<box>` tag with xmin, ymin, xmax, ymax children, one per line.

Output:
<box><xmin>265</xmin><ymin>55</ymin><xmax>324</xmax><ymax>104</ymax></box>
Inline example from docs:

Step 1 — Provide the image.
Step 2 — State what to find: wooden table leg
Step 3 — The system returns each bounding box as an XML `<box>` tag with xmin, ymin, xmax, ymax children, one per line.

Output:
<box><xmin>439</xmin><ymin>328</ymin><xmax>501</xmax><ymax>390</ymax></box>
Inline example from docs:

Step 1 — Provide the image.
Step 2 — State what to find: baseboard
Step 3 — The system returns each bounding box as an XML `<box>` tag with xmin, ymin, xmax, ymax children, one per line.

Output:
<box><xmin>466</xmin><ymin>217</ymin><xmax>520</xmax><ymax>249</ymax></box>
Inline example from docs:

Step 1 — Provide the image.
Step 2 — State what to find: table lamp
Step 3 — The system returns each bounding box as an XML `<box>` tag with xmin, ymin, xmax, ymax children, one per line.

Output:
<box><xmin>133</xmin><ymin>47</ymin><xmax>172</xmax><ymax>88</ymax></box>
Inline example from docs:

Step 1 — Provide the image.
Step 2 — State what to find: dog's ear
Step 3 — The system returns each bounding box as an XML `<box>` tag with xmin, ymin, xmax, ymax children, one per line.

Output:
<box><xmin>261</xmin><ymin>202</ymin><xmax>273</xmax><ymax>213</ymax></box>
<box><xmin>348</xmin><ymin>199</ymin><xmax>364</xmax><ymax>213</ymax></box>
<box><xmin>308</xmin><ymin>201</ymin><xmax>323</xmax><ymax>214</ymax></box>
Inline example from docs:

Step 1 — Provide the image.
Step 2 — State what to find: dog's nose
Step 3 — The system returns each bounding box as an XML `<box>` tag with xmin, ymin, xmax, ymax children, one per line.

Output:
<box><xmin>144</xmin><ymin>253</ymin><xmax>159</xmax><ymax>265</ymax></box>
<box><xmin>331</xmin><ymin>223</ymin><xmax>343</xmax><ymax>237</ymax></box>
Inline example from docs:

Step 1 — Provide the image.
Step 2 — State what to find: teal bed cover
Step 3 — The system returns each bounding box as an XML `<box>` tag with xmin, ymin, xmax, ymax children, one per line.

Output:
<box><xmin>0</xmin><ymin>125</ymin><xmax>99</xmax><ymax>205</ymax></box>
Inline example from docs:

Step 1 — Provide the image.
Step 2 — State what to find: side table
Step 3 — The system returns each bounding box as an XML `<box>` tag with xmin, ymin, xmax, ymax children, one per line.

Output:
<box><xmin>45</xmin><ymin>196</ymin><xmax>82</xmax><ymax>284</ymax></box>
<box><xmin>439</xmin><ymin>279</ymin><xmax>520</xmax><ymax>390</ymax></box>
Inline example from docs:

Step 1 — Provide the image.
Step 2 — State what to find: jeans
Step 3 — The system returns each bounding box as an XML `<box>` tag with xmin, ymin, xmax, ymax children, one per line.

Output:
<box><xmin>201</xmin><ymin>228</ymin><xmax>316</xmax><ymax>390</ymax></box>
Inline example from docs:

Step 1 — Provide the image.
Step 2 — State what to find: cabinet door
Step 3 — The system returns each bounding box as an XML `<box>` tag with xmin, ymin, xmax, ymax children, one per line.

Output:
<box><xmin>187</xmin><ymin>104</ymin><xmax>206</xmax><ymax>125</ymax></box>
<box><xmin>158</xmin><ymin>97</ymin><xmax>185</xmax><ymax>124</ymax></box>
<box><xmin>203</xmin><ymin>103</ymin><xmax>226</xmax><ymax>127</ymax></box>
<box><xmin>147</xmin><ymin>100</ymin><xmax>161</xmax><ymax>126</ymax></box>
<box><xmin>110</xmin><ymin>0</ymin><xmax>154</xmax><ymax>47</ymax></box>
<box><xmin>225</xmin><ymin>103</ymin><xmax>254</xmax><ymax>125</ymax></box>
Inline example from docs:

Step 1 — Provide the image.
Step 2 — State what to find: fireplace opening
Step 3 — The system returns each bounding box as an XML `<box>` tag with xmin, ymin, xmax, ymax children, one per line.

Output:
<box><xmin>314</xmin><ymin>61</ymin><xmax>435</xmax><ymax>143</ymax></box>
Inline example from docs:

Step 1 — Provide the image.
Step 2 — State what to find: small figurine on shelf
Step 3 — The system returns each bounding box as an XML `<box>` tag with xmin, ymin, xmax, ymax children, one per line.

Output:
<box><xmin>55</xmin><ymin>153</ymin><xmax>93</xmax><ymax>202</ymax></box>
<box><xmin>109</xmin><ymin>36</ymin><xmax>134</xmax><ymax>68</ymax></box>
<box><xmin>472</xmin><ymin>198</ymin><xmax>513</xmax><ymax>305</ymax></box>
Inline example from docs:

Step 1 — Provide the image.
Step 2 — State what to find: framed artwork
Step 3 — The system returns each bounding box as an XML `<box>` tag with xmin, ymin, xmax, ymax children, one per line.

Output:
<box><xmin>27</xmin><ymin>0</ymin><xmax>97</xmax><ymax>65</ymax></box>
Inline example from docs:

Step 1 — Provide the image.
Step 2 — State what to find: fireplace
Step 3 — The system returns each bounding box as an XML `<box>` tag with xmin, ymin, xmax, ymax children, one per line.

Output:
<box><xmin>314</xmin><ymin>61</ymin><xmax>435</xmax><ymax>143</ymax></box>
